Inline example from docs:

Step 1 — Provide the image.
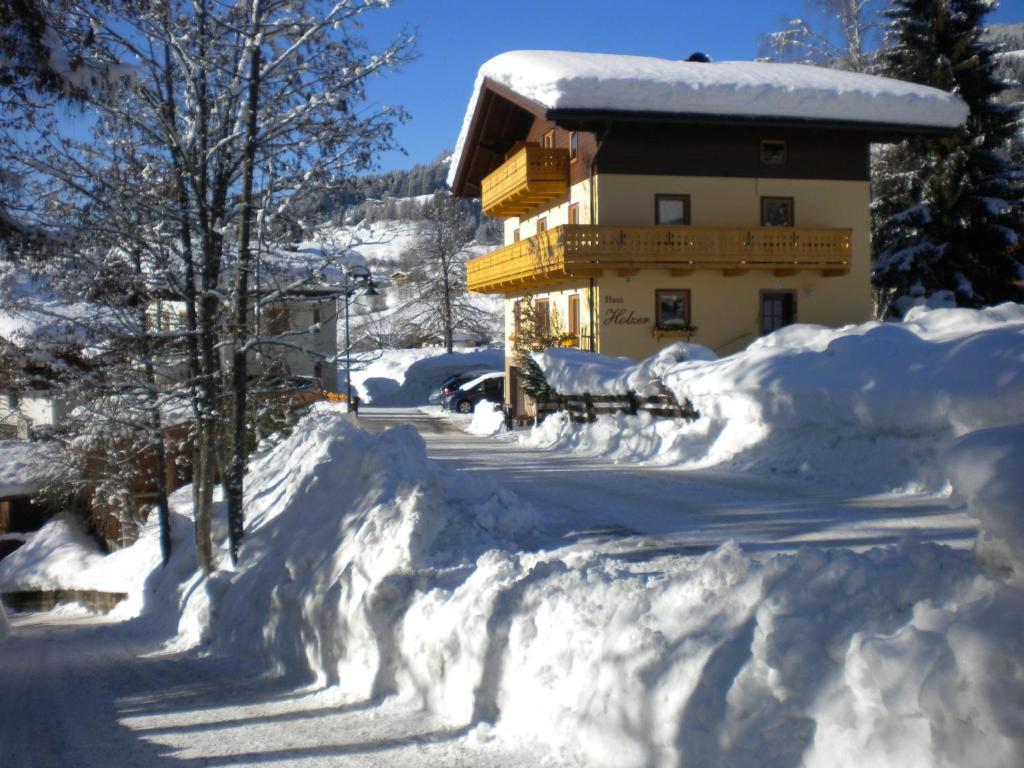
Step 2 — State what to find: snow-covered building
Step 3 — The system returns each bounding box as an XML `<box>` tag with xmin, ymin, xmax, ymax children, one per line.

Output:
<box><xmin>448</xmin><ymin>51</ymin><xmax>967</xmax><ymax>414</ymax></box>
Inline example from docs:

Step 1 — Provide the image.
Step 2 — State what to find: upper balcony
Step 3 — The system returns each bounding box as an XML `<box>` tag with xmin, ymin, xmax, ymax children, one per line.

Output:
<box><xmin>481</xmin><ymin>145</ymin><xmax>569</xmax><ymax>218</ymax></box>
<box><xmin>467</xmin><ymin>225</ymin><xmax>852</xmax><ymax>294</ymax></box>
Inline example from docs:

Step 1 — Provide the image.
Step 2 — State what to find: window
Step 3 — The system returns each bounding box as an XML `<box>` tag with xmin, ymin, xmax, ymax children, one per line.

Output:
<box><xmin>513</xmin><ymin>300</ymin><xmax>522</xmax><ymax>336</ymax></box>
<box><xmin>761</xmin><ymin>140</ymin><xmax>787</xmax><ymax>165</ymax></box>
<box><xmin>543</xmin><ymin>129</ymin><xmax>555</xmax><ymax>149</ymax></box>
<box><xmin>536</xmin><ymin>217</ymin><xmax>547</xmax><ymax>234</ymax></box>
<box><xmin>655</xmin><ymin>194</ymin><xmax>691</xmax><ymax>225</ymax></box>
<box><xmin>568</xmin><ymin>294</ymin><xmax>580</xmax><ymax>337</ymax></box>
<box><xmin>761</xmin><ymin>291</ymin><xmax>796</xmax><ymax>335</ymax></box>
<box><xmin>569</xmin><ymin>131</ymin><xmax>578</xmax><ymax>162</ymax></box>
<box><xmin>655</xmin><ymin>289</ymin><xmax>692</xmax><ymax>329</ymax></box>
<box><xmin>535</xmin><ymin>298</ymin><xmax>550</xmax><ymax>334</ymax></box>
<box><xmin>568</xmin><ymin>203</ymin><xmax>580</xmax><ymax>225</ymax></box>
<box><xmin>761</xmin><ymin>197</ymin><xmax>794</xmax><ymax>227</ymax></box>
<box><xmin>513</xmin><ymin>228</ymin><xmax>521</xmax><ymax>243</ymax></box>
<box><xmin>265</xmin><ymin>306</ymin><xmax>289</xmax><ymax>335</ymax></box>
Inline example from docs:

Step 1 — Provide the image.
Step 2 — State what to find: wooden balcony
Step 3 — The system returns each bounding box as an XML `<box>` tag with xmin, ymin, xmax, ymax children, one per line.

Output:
<box><xmin>467</xmin><ymin>225</ymin><xmax>852</xmax><ymax>294</ymax></box>
<box><xmin>481</xmin><ymin>146</ymin><xmax>569</xmax><ymax>217</ymax></box>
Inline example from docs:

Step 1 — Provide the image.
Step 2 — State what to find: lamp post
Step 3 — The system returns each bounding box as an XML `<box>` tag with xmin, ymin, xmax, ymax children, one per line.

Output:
<box><xmin>342</xmin><ymin>266</ymin><xmax>379</xmax><ymax>413</ymax></box>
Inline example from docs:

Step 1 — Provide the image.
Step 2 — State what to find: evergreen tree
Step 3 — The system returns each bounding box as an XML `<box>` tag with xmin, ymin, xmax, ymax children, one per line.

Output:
<box><xmin>873</xmin><ymin>0</ymin><xmax>1023</xmax><ymax>314</ymax></box>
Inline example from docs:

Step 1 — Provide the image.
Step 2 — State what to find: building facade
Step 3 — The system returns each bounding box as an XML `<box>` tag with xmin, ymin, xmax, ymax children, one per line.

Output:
<box><xmin>449</xmin><ymin>52</ymin><xmax>965</xmax><ymax>414</ymax></box>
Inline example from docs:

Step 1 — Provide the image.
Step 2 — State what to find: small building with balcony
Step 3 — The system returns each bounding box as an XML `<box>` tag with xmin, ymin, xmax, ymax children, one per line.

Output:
<box><xmin>448</xmin><ymin>51</ymin><xmax>966</xmax><ymax>414</ymax></box>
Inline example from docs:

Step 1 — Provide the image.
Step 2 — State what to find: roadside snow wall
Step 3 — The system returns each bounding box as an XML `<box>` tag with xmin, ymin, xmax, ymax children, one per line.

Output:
<box><xmin>167</xmin><ymin>404</ymin><xmax>1022</xmax><ymax>768</ymax></box>
<box><xmin>530</xmin><ymin>304</ymin><xmax>1024</xmax><ymax>492</ymax></box>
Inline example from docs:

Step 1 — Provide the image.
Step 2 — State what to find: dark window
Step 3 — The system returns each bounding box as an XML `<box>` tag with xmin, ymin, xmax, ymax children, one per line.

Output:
<box><xmin>569</xmin><ymin>131</ymin><xmax>578</xmax><ymax>162</ymax></box>
<box><xmin>761</xmin><ymin>291</ymin><xmax>797</xmax><ymax>335</ymax></box>
<box><xmin>655</xmin><ymin>289</ymin><xmax>692</xmax><ymax>329</ymax></box>
<box><xmin>761</xmin><ymin>140</ymin><xmax>787</xmax><ymax>165</ymax></box>
<box><xmin>536</xmin><ymin>217</ymin><xmax>547</xmax><ymax>234</ymax></box>
<box><xmin>655</xmin><ymin>194</ymin><xmax>691</xmax><ymax>225</ymax></box>
<box><xmin>265</xmin><ymin>306</ymin><xmax>289</xmax><ymax>335</ymax></box>
<box><xmin>568</xmin><ymin>203</ymin><xmax>580</xmax><ymax>225</ymax></box>
<box><xmin>543</xmin><ymin>129</ymin><xmax>555</xmax><ymax>149</ymax></box>
<box><xmin>535</xmin><ymin>298</ymin><xmax>550</xmax><ymax>334</ymax></box>
<box><xmin>761</xmin><ymin>197</ymin><xmax>794</xmax><ymax>227</ymax></box>
<box><xmin>568</xmin><ymin>294</ymin><xmax>580</xmax><ymax>337</ymax></box>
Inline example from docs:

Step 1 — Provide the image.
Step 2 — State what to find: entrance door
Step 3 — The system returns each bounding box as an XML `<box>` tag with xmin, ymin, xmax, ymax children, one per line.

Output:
<box><xmin>760</xmin><ymin>292</ymin><xmax>796</xmax><ymax>335</ymax></box>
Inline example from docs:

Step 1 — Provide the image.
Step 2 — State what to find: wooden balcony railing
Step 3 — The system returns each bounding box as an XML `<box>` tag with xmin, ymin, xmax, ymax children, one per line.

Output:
<box><xmin>467</xmin><ymin>225</ymin><xmax>852</xmax><ymax>294</ymax></box>
<box><xmin>481</xmin><ymin>146</ymin><xmax>569</xmax><ymax>217</ymax></box>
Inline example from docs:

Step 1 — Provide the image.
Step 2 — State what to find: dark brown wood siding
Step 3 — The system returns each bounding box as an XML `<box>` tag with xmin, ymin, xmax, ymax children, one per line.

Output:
<box><xmin>592</xmin><ymin>123</ymin><xmax>869</xmax><ymax>181</ymax></box>
<box><xmin>525</xmin><ymin>118</ymin><xmax>598</xmax><ymax>185</ymax></box>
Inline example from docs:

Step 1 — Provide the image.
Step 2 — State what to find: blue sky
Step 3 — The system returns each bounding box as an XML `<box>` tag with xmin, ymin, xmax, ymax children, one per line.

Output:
<box><xmin>361</xmin><ymin>0</ymin><xmax>1024</xmax><ymax>173</ymax></box>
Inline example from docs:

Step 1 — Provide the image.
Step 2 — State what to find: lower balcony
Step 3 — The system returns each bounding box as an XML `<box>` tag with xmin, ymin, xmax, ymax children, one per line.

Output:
<box><xmin>467</xmin><ymin>225</ymin><xmax>852</xmax><ymax>294</ymax></box>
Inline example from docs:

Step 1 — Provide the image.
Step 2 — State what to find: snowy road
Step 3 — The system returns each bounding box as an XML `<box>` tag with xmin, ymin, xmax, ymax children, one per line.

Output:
<box><xmin>358</xmin><ymin>407</ymin><xmax>976</xmax><ymax>555</ymax></box>
<box><xmin>0</xmin><ymin>612</ymin><xmax>549</xmax><ymax>768</ymax></box>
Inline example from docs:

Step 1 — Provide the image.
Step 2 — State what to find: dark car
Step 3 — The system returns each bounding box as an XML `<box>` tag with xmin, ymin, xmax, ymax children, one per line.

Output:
<box><xmin>428</xmin><ymin>371</ymin><xmax>488</xmax><ymax>405</ymax></box>
<box><xmin>444</xmin><ymin>372</ymin><xmax>504</xmax><ymax>414</ymax></box>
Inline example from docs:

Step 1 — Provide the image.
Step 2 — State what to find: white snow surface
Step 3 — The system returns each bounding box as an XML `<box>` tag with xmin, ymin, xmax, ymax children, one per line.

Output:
<box><xmin>944</xmin><ymin>423</ymin><xmax>1024</xmax><ymax>586</ymax></box>
<box><xmin>0</xmin><ymin>440</ymin><xmax>64</xmax><ymax>496</ymax></box>
<box><xmin>0</xmin><ymin>513</ymin><xmax>176</xmax><ymax>611</ymax></box>
<box><xmin>449</xmin><ymin>50</ymin><xmax>968</xmax><ymax>187</ymax></box>
<box><xmin>528</xmin><ymin>304</ymin><xmax>1024</xmax><ymax>493</ymax></box>
<box><xmin>2</xmin><ymin>400</ymin><xmax>1021</xmax><ymax>766</ymax></box>
<box><xmin>146</xmin><ymin>404</ymin><xmax>1020</xmax><ymax>767</ymax></box>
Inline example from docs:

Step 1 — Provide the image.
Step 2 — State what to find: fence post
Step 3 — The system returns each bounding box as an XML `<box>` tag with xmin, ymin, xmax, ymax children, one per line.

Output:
<box><xmin>626</xmin><ymin>390</ymin><xmax>639</xmax><ymax>415</ymax></box>
<box><xmin>583</xmin><ymin>392</ymin><xmax>595</xmax><ymax>423</ymax></box>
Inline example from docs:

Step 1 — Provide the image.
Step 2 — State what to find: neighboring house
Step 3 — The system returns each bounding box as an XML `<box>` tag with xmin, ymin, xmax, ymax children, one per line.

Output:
<box><xmin>448</xmin><ymin>51</ymin><xmax>967</xmax><ymax>415</ymax></box>
<box><xmin>149</xmin><ymin>286</ymin><xmax>343</xmax><ymax>394</ymax></box>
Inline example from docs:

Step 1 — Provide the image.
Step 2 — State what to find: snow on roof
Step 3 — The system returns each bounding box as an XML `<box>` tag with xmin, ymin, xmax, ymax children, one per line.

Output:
<box><xmin>448</xmin><ymin>50</ymin><xmax>968</xmax><ymax>187</ymax></box>
<box><xmin>459</xmin><ymin>371</ymin><xmax>504</xmax><ymax>391</ymax></box>
<box><xmin>0</xmin><ymin>440</ymin><xmax>64</xmax><ymax>497</ymax></box>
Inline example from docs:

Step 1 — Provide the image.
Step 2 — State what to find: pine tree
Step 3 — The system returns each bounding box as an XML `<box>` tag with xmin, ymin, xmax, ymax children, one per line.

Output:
<box><xmin>873</xmin><ymin>0</ymin><xmax>1024</xmax><ymax>313</ymax></box>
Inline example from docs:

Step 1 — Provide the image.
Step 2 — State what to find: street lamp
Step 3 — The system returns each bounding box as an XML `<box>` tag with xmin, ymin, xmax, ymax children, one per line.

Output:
<box><xmin>342</xmin><ymin>266</ymin><xmax>379</xmax><ymax>413</ymax></box>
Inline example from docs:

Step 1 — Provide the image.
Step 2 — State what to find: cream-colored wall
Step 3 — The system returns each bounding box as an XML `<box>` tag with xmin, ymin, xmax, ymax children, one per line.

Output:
<box><xmin>503</xmin><ymin>178</ymin><xmax>594</xmax><ymax>244</ymax></box>
<box><xmin>499</xmin><ymin>173</ymin><xmax>872</xmax><ymax>376</ymax></box>
<box><xmin>589</xmin><ymin>173</ymin><xmax>872</xmax><ymax>358</ymax></box>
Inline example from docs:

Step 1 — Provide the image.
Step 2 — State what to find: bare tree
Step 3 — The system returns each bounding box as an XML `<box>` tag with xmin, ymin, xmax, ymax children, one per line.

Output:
<box><xmin>760</xmin><ymin>0</ymin><xmax>882</xmax><ymax>72</ymax></box>
<box><xmin>401</xmin><ymin>191</ymin><xmax>493</xmax><ymax>353</ymax></box>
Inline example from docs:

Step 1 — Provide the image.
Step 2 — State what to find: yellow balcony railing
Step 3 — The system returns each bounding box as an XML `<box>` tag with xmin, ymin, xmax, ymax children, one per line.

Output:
<box><xmin>467</xmin><ymin>225</ymin><xmax>852</xmax><ymax>294</ymax></box>
<box><xmin>481</xmin><ymin>146</ymin><xmax>569</xmax><ymax>217</ymax></box>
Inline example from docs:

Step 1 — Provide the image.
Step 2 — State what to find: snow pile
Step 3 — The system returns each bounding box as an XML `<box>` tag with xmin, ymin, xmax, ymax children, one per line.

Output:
<box><xmin>0</xmin><ymin>440</ymin><xmax>65</xmax><ymax>496</ymax></box>
<box><xmin>466</xmin><ymin>401</ymin><xmax>505</xmax><ymax>436</ymax></box>
<box><xmin>353</xmin><ymin>347</ymin><xmax>502</xmax><ymax>405</ymax></box>
<box><xmin>0</xmin><ymin>511</ymin><xmax>192</xmax><ymax>617</ymax></box>
<box><xmin>175</xmin><ymin>404</ymin><xmax>536</xmax><ymax>690</ymax></box>
<box><xmin>450</xmin><ymin>51</ymin><xmax>967</xmax><ymax>186</ymax></box>
<box><xmin>151</xmin><ymin>404</ymin><xmax>1022</xmax><ymax>766</ymax></box>
<box><xmin>944</xmin><ymin>424</ymin><xmax>1024</xmax><ymax>586</ymax></box>
<box><xmin>527</xmin><ymin>305</ymin><xmax>1024</xmax><ymax>492</ymax></box>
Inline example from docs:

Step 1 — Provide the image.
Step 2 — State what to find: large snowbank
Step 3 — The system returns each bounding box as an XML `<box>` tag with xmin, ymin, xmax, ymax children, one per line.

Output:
<box><xmin>528</xmin><ymin>305</ymin><xmax>1024</xmax><ymax>492</ymax></box>
<box><xmin>944</xmin><ymin>423</ymin><xmax>1024</xmax><ymax>586</ymax></box>
<box><xmin>353</xmin><ymin>347</ymin><xmax>503</xmax><ymax>405</ymax></box>
<box><xmin>449</xmin><ymin>51</ymin><xmax>967</xmax><ymax>187</ymax></box>
<box><xmin>6</xmin><ymin>400</ymin><xmax>1018</xmax><ymax>764</ymax></box>
<box><xmin>138</xmin><ymin>404</ymin><xmax>1021</xmax><ymax>767</ymax></box>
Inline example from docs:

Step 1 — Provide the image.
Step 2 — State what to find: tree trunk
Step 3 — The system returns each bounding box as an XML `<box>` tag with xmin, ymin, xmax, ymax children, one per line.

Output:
<box><xmin>226</xmin><ymin>0</ymin><xmax>263</xmax><ymax>564</ymax></box>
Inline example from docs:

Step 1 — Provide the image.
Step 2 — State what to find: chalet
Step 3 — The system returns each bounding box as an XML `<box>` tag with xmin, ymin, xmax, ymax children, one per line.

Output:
<box><xmin>448</xmin><ymin>51</ymin><xmax>967</xmax><ymax>415</ymax></box>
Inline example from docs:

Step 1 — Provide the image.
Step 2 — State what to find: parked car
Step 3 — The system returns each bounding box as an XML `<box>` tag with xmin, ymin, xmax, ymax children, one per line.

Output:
<box><xmin>444</xmin><ymin>371</ymin><xmax>504</xmax><ymax>414</ymax></box>
<box><xmin>428</xmin><ymin>370</ymin><xmax>489</xmax><ymax>405</ymax></box>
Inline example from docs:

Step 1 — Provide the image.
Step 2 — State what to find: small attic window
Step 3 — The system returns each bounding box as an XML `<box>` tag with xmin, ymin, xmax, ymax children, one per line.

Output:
<box><xmin>761</xmin><ymin>140</ymin><xmax>787</xmax><ymax>165</ymax></box>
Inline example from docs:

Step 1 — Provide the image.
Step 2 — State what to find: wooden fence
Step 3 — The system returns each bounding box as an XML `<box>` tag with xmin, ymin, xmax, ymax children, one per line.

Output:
<box><xmin>531</xmin><ymin>387</ymin><xmax>699</xmax><ymax>425</ymax></box>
